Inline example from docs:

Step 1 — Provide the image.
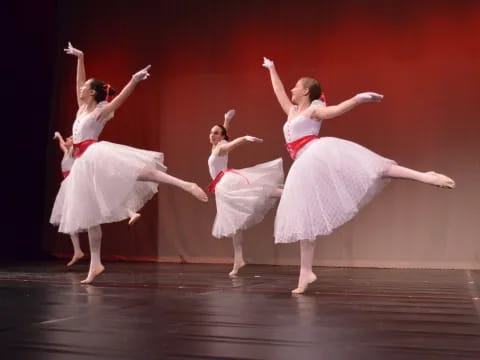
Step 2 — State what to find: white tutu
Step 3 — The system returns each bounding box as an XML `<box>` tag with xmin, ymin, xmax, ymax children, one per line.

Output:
<box><xmin>275</xmin><ymin>137</ymin><xmax>395</xmax><ymax>243</ymax></box>
<box><xmin>213</xmin><ymin>158</ymin><xmax>284</xmax><ymax>238</ymax></box>
<box><xmin>50</xmin><ymin>141</ymin><xmax>166</xmax><ymax>234</ymax></box>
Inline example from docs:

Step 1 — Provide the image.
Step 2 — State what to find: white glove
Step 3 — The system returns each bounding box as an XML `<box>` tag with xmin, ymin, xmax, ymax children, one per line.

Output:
<box><xmin>53</xmin><ymin>131</ymin><xmax>61</xmax><ymax>140</ymax></box>
<box><xmin>224</xmin><ymin>109</ymin><xmax>236</xmax><ymax>121</ymax></box>
<box><xmin>132</xmin><ymin>65</ymin><xmax>151</xmax><ymax>83</ymax></box>
<box><xmin>354</xmin><ymin>92</ymin><xmax>384</xmax><ymax>103</ymax></box>
<box><xmin>262</xmin><ymin>57</ymin><xmax>274</xmax><ymax>69</ymax></box>
<box><xmin>64</xmin><ymin>42</ymin><xmax>83</xmax><ymax>57</ymax></box>
<box><xmin>245</xmin><ymin>135</ymin><xmax>264</xmax><ymax>143</ymax></box>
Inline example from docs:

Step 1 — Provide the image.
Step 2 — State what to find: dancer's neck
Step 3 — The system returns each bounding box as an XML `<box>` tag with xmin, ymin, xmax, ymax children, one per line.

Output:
<box><xmin>295</xmin><ymin>98</ymin><xmax>311</xmax><ymax>113</ymax></box>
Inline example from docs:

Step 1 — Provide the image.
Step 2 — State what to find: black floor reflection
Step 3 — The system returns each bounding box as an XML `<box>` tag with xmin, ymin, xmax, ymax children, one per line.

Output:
<box><xmin>0</xmin><ymin>262</ymin><xmax>479</xmax><ymax>359</ymax></box>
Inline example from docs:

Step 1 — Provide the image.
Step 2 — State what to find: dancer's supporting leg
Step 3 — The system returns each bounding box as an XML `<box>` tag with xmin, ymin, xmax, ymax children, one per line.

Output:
<box><xmin>229</xmin><ymin>231</ymin><xmax>246</xmax><ymax>277</ymax></box>
<box><xmin>81</xmin><ymin>225</ymin><xmax>104</xmax><ymax>284</ymax></box>
<box><xmin>137</xmin><ymin>168</ymin><xmax>208</xmax><ymax>202</ymax></box>
<box><xmin>292</xmin><ymin>240</ymin><xmax>317</xmax><ymax>294</ymax></box>
<box><xmin>127</xmin><ymin>209</ymin><xmax>141</xmax><ymax>226</ymax></box>
<box><xmin>271</xmin><ymin>187</ymin><xmax>283</xmax><ymax>198</ymax></box>
<box><xmin>66</xmin><ymin>233</ymin><xmax>84</xmax><ymax>267</ymax></box>
<box><xmin>384</xmin><ymin>165</ymin><xmax>455</xmax><ymax>188</ymax></box>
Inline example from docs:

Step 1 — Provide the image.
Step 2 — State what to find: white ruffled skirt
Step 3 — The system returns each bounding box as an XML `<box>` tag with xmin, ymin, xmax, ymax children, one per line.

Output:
<box><xmin>50</xmin><ymin>141</ymin><xmax>166</xmax><ymax>234</ymax></box>
<box><xmin>213</xmin><ymin>158</ymin><xmax>284</xmax><ymax>238</ymax></box>
<box><xmin>274</xmin><ymin>137</ymin><xmax>395</xmax><ymax>243</ymax></box>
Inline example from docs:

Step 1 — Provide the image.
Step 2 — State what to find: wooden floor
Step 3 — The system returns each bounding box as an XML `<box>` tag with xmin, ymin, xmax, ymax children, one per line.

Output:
<box><xmin>0</xmin><ymin>261</ymin><xmax>479</xmax><ymax>359</ymax></box>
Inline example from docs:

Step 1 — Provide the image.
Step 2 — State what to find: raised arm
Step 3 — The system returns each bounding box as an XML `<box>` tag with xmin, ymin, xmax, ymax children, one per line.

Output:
<box><xmin>53</xmin><ymin>132</ymin><xmax>68</xmax><ymax>154</ymax></box>
<box><xmin>262</xmin><ymin>57</ymin><xmax>293</xmax><ymax>115</ymax></box>
<box><xmin>223</xmin><ymin>109</ymin><xmax>236</xmax><ymax>131</ymax></box>
<box><xmin>311</xmin><ymin>92</ymin><xmax>384</xmax><ymax>121</ymax></box>
<box><xmin>64</xmin><ymin>42</ymin><xmax>86</xmax><ymax>107</ymax></box>
<box><xmin>97</xmin><ymin>65</ymin><xmax>151</xmax><ymax>122</ymax></box>
<box><xmin>217</xmin><ymin>136</ymin><xmax>263</xmax><ymax>156</ymax></box>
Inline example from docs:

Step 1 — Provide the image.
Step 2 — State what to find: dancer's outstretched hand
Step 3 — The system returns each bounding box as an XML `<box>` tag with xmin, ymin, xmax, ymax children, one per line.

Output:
<box><xmin>245</xmin><ymin>135</ymin><xmax>264</xmax><ymax>143</ymax></box>
<box><xmin>53</xmin><ymin>131</ymin><xmax>61</xmax><ymax>140</ymax></box>
<box><xmin>132</xmin><ymin>65</ymin><xmax>151</xmax><ymax>83</ymax></box>
<box><xmin>64</xmin><ymin>42</ymin><xmax>83</xmax><ymax>57</ymax></box>
<box><xmin>224</xmin><ymin>109</ymin><xmax>236</xmax><ymax>121</ymax></box>
<box><xmin>355</xmin><ymin>92</ymin><xmax>384</xmax><ymax>103</ymax></box>
<box><xmin>262</xmin><ymin>57</ymin><xmax>274</xmax><ymax>69</ymax></box>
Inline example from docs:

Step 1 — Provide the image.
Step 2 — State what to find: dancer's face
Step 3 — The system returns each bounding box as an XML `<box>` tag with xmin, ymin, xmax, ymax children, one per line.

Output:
<box><xmin>209</xmin><ymin>126</ymin><xmax>224</xmax><ymax>145</ymax></box>
<box><xmin>290</xmin><ymin>79</ymin><xmax>308</xmax><ymax>104</ymax></box>
<box><xmin>79</xmin><ymin>79</ymin><xmax>95</xmax><ymax>100</ymax></box>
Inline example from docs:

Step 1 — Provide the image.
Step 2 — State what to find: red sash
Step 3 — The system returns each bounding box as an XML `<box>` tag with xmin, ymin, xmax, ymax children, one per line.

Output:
<box><xmin>285</xmin><ymin>135</ymin><xmax>317</xmax><ymax>160</ymax></box>
<box><xmin>62</xmin><ymin>170</ymin><xmax>70</xmax><ymax>178</ymax></box>
<box><xmin>206</xmin><ymin>169</ymin><xmax>250</xmax><ymax>193</ymax></box>
<box><xmin>73</xmin><ymin>139</ymin><xmax>97</xmax><ymax>158</ymax></box>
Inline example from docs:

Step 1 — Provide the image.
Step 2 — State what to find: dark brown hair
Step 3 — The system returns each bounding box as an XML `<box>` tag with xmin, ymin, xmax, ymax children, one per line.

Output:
<box><xmin>89</xmin><ymin>78</ymin><xmax>116</xmax><ymax>103</ymax></box>
<box><xmin>300</xmin><ymin>77</ymin><xmax>322</xmax><ymax>102</ymax></box>
<box><xmin>214</xmin><ymin>124</ymin><xmax>229</xmax><ymax>141</ymax></box>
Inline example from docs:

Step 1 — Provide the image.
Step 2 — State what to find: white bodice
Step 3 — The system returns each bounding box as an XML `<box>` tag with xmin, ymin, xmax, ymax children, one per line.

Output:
<box><xmin>283</xmin><ymin>100</ymin><xmax>325</xmax><ymax>143</ymax></box>
<box><xmin>208</xmin><ymin>140</ymin><xmax>229</xmax><ymax>179</ymax></box>
<box><xmin>72</xmin><ymin>101</ymin><xmax>114</xmax><ymax>143</ymax></box>
<box><xmin>61</xmin><ymin>150</ymin><xmax>75</xmax><ymax>172</ymax></box>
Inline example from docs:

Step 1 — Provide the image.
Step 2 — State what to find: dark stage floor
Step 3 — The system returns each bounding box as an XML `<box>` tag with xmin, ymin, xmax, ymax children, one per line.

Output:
<box><xmin>0</xmin><ymin>262</ymin><xmax>479</xmax><ymax>360</ymax></box>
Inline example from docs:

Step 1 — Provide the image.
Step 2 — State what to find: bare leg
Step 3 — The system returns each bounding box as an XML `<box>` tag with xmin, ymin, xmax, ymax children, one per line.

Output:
<box><xmin>292</xmin><ymin>240</ymin><xmax>317</xmax><ymax>294</ymax></box>
<box><xmin>229</xmin><ymin>231</ymin><xmax>246</xmax><ymax>277</ymax></box>
<box><xmin>271</xmin><ymin>187</ymin><xmax>283</xmax><ymax>198</ymax></box>
<box><xmin>137</xmin><ymin>168</ymin><xmax>208</xmax><ymax>202</ymax></box>
<box><xmin>127</xmin><ymin>209</ymin><xmax>141</xmax><ymax>226</ymax></box>
<box><xmin>66</xmin><ymin>233</ymin><xmax>84</xmax><ymax>267</ymax></box>
<box><xmin>384</xmin><ymin>164</ymin><xmax>455</xmax><ymax>188</ymax></box>
<box><xmin>81</xmin><ymin>225</ymin><xmax>105</xmax><ymax>284</ymax></box>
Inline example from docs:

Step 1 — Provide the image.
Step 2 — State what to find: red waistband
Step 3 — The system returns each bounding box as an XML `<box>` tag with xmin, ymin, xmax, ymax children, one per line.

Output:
<box><xmin>62</xmin><ymin>170</ymin><xmax>70</xmax><ymax>178</ymax></box>
<box><xmin>73</xmin><ymin>139</ymin><xmax>97</xmax><ymax>158</ymax></box>
<box><xmin>206</xmin><ymin>168</ymin><xmax>250</xmax><ymax>193</ymax></box>
<box><xmin>285</xmin><ymin>135</ymin><xmax>318</xmax><ymax>160</ymax></box>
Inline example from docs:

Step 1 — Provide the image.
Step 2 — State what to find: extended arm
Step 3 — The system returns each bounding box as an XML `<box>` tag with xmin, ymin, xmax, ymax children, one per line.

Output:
<box><xmin>216</xmin><ymin>136</ymin><xmax>263</xmax><ymax>156</ymax></box>
<box><xmin>262</xmin><ymin>57</ymin><xmax>293</xmax><ymax>115</ymax></box>
<box><xmin>53</xmin><ymin>132</ymin><xmax>68</xmax><ymax>154</ymax></box>
<box><xmin>98</xmin><ymin>65</ymin><xmax>151</xmax><ymax>122</ymax></box>
<box><xmin>311</xmin><ymin>92</ymin><xmax>383</xmax><ymax>120</ymax></box>
<box><xmin>64</xmin><ymin>42</ymin><xmax>85</xmax><ymax>107</ymax></box>
<box><xmin>223</xmin><ymin>109</ymin><xmax>236</xmax><ymax>131</ymax></box>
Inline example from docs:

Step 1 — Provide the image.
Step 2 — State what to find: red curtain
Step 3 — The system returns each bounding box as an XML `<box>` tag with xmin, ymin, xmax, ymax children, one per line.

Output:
<box><xmin>45</xmin><ymin>0</ymin><xmax>480</xmax><ymax>268</ymax></box>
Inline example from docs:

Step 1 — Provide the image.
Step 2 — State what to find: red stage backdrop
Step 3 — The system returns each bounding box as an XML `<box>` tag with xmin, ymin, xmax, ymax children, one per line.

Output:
<box><xmin>44</xmin><ymin>0</ymin><xmax>480</xmax><ymax>269</ymax></box>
